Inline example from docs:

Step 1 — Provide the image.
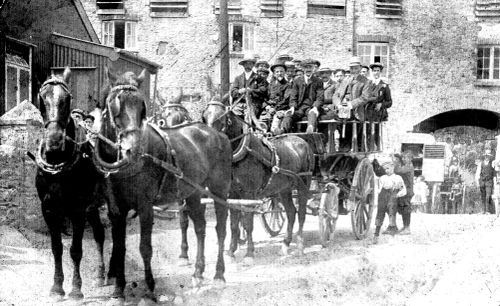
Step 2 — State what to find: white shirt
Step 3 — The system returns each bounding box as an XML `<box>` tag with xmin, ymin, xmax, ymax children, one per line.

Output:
<box><xmin>304</xmin><ymin>75</ymin><xmax>310</xmax><ymax>84</ymax></box>
<box><xmin>323</xmin><ymin>81</ymin><xmax>330</xmax><ymax>89</ymax></box>
<box><xmin>244</xmin><ymin>71</ymin><xmax>253</xmax><ymax>80</ymax></box>
<box><xmin>372</xmin><ymin>78</ymin><xmax>381</xmax><ymax>86</ymax></box>
<box><xmin>379</xmin><ymin>173</ymin><xmax>407</xmax><ymax>197</ymax></box>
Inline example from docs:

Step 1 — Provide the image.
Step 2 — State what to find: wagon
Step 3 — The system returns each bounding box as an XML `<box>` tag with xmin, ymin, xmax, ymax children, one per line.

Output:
<box><xmin>257</xmin><ymin>119</ymin><xmax>382</xmax><ymax>246</ymax></box>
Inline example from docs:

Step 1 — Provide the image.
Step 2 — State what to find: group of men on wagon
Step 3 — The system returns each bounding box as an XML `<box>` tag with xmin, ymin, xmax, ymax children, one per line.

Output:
<box><xmin>230</xmin><ymin>54</ymin><xmax>392</xmax><ymax>150</ymax></box>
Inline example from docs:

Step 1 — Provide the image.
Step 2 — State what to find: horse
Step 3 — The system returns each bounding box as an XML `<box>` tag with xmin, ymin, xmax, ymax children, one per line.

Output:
<box><xmin>34</xmin><ymin>67</ymin><xmax>106</xmax><ymax>301</ymax></box>
<box><xmin>202</xmin><ymin>94</ymin><xmax>314</xmax><ymax>259</ymax></box>
<box><xmin>93</xmin><ymin>67</ymin><xmax>232</xmax><ymax>304</ymax></box>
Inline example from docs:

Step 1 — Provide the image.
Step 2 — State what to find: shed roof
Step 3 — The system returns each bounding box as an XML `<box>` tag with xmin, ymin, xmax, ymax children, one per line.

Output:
<box><xmin>51</xmin><ymin>32</ymin><xmax>162</xmax><ymax>73</ymax></box>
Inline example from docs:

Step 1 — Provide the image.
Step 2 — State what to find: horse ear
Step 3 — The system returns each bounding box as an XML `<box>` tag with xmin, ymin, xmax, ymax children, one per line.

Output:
<box><xmin>136</xmin><ymin>69</ymin><xmax>147</xmax><ymax>87</ymax></box>
<box><xmin>105</xmin><ymin>65</ymin><xmax>118</xmax><ymax>86</ymax></box>
<box><xmin>62</xmin><ymin>66</ymin><xmax>71</xmax><ymax>83</ymax></box>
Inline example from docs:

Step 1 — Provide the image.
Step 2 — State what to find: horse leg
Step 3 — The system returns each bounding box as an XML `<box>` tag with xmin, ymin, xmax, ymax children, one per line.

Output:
<box><xmin>178</xmin><ymin>204</ymin><xmax>190</xmax><ymax>265</ymax></box>
<box><xmin>68</xmin><ymin>213</ymin><xmax>85</xmax><ymax>300</ymax></box>
<box><xmin>42</xmin><ymin>205</ymin><xmax>65</xmax><ymax>299</ymax></box>
<box><xmin>108</xmin><ymin>212</ymin><xmax>127</xmax><ymax>300</ymax></box>
<box><xmin>296</xmin><ymin>189</ymin><xmax>308</xmax><ymax>255</ymax></box>
<box><xmin>280</xmin><ymin>191</ymin><xmax>296</xmax><ymax>256</ymax></box>
<box><xmin>213</xmin><ymin>198</ymin><xmax>228</xmax><ymax>284</ymax></box>
<box><xmin>87</xmin><ymin>206</ymin><xmax>105</xmax><ymax>287</ymax></box>
<box><xmin>242</xmin><ymin>212</ymin><xmax>255</xmax><ymax>264</ymax></box>
<box><xmin>186</xmin><ymin>194</ymin><xmax>206</xmax><ymax>287</ymax></box>
<box><xmin>138</xmin><ymin>206</ymin><xmax>156</xmax><ymax>302</ymax></box>
<box><xmin>228</xmin><ymin>208</ymin><xmax>241</xmax><ymax>257</ymax></box>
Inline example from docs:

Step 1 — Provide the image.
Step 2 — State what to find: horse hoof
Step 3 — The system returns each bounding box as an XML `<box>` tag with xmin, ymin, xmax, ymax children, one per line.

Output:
<box><xmin>105</xmin><ymin>277</ymin><xmax>116</xmax><ymax>286</ymax></box>
<box><xmin>49</xmin><ymin>286</ymin><xmax>65</xmax><ymax>301</ymax></box>
<box><xmin>281</xmin><ymin>244</ymin><xmax>290</xmax><ymax>256</ymax></box>
<box><xmin>242</xmin><ymin>256</ymin><xmax>254</xmax><ymax>266</ymax></box>
<box><xmin>191</xmin><ymin>277</ymin><xmax>203</xmax><ymax>288</ymax></box>
<box><xmin>138</xmin><ymin>297</ymin><xmax>157</xmax><ymax>306</ymax></box>
<box><xmin>106</xmin><ymin>297</ymin><xmax>125</xmax><ymax>306</ymax></box>
<box><xmin>226</xmin><ymin>250</ymin><xmax>235</xmax><ymax>258</ymax></box>
<box><xmin>68</xmin><ymin>290</ymin><xmax>84</xmax><ymax>300</ymax></box>
<box><xmin>212</xmin><ymin>278</ymin><xmax>226</xmax><ymax>288</ymax></box>
<box><xmin>93</xmin><ymin>277</ymin><xmax>105</xmax><ymax>287</ymax></box>
<box><xmin>177</xmin><ymin>258</ymin><xmax>190</xmax><ymax>267</ymax></box>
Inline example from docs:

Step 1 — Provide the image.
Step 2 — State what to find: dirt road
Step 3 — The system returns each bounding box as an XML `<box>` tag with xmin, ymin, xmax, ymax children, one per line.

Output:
<box><xmin>1</xmin><ymin>212</ymin><xmax>500</xmax><ymax>306</ymax></box>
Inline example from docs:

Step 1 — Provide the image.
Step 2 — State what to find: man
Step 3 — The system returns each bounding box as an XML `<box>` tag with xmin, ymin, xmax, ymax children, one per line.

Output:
<box><xmin>282</xmin><ymin>59</ymin><xmax>324</xmax><ymax>133</ymax></box>
<box><xmin>366</xmin><ymin>62</ymin><xmax>392</xmax><ymax>150</ymax></box>
<box><xmin>255</xmin><ymin>60</ymin><xmax>270</xmax><ymax>70</ymax></box>
<box><xmin>360</xmin><ymin>65</ymin><xmax>370</xmax><ymax>79</ymax></box>
<box><xmin>276</xmin><ymin>53</ymin><xmax>293</xmax><ymax>65</ymax></box>
<box><xmin>307</xmin><ymin>67</ymin><xmax>337</xmax><ymax>132</ymax></box>
<box><xmin>261</xmin><ymin>62</ymin><xmax>288</xmax><ymax>132</ymax></box>
<box><xmin>476</xmin><ymin>151</ymin><xmax>495</xmax><ymax>214</ymax></box>
<box><xmin>332</xmin><ymin>56</ymin><xmax>372</xmax><ymax>150</ymax></box>
<box><xmin>230</xmin><ymin>57</ymin><xmax>257</xmax><ymax>116</ymax></box>
<box><xmin>247</xmin><ymin>67</ymin><xmax>269</xmax><ymax>118</ymax></box>
<box><xmin>295</xmin><ymin>67</ymin><xmax>304</xmax><ymax>78</ymax></box>
<box><xmin>285</xmin><ymin>61</ymin><xmax>296</xmax><ymax>83</ymax></box>
<box><xmin>84</xmin><ymin>114</ymin><xmax>97</xmax><ymax>146</ymax></box>
<box><xmin>71</xmin><ymin>108</ymin><xmax>85</xmax><ymax>125</ymax></box>
<box><xmin>333</xmin><ymin>69</ymin><xmax>346</xmax><ymax>90</ymax></box>
<box><xmin>394</xmin><ymin>152</ymin><xmax>414</xmax><ymax>235</ymax></box>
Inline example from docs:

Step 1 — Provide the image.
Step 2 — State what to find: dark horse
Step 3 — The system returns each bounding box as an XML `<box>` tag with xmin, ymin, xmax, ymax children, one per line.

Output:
<box><xmin>34</xmin><ymin>67</ymin><xmax>106</xmax><ymax>300</ymax></box>
<box><xmin>94</xmin><ymin>68</ymin><xmax>232</xmax><ymax>303</ymax></box>
<box><xmin>202</xmin><ymin>96</ymin><xmax>314</xmax><ymax>259</ymax></box>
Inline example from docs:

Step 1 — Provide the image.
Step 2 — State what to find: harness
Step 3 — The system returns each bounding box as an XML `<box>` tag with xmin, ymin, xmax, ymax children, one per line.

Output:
<box><xmin>36</xmin><ymin>78</ymin><xmax>84</xmax><ymax>175</ymax></box>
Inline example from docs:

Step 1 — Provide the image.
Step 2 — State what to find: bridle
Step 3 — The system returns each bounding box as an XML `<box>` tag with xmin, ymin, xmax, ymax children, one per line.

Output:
<box><xmin>36</xmin><ymin>78</ymin><xmax>81</xmax><ymax>175</ymax></box>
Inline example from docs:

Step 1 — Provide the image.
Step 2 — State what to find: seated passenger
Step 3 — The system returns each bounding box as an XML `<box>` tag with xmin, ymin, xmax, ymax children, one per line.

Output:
<box><xmin>260</xmin><ymin>62</ymin><xmax>288</xmax><ymax>132</ymax></box>
<box><xmin>307</xmin><ymin>67</ymin><xmax>338</xmax><ymax>133</ymax></box>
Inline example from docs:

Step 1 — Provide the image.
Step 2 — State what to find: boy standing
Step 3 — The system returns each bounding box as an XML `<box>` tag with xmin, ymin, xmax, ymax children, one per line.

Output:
<box><xmin>373</xmin><ymin>160</ymin><xmax>406</xmax><ymax>244</ymax></box>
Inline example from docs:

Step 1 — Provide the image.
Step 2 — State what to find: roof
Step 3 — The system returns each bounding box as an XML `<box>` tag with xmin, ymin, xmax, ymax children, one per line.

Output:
<box><xmin>51</xmin><ymin>32</ymin><xmax>162</xmax><ymax>73</ymax></box>
<box><xmin>72</xmin><ymin>0</ymin><xmax>100</xmax><ymax>43</ymax></box>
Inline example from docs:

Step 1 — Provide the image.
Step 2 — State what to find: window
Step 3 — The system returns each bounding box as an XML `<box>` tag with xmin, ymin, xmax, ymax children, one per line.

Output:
<box><xmin>230</xmin><ymin>23</ymin><xmax>254</xmax><ymax>53</ymax></box>
<box><xmin>102</xmin><ymin>21</ymin><xmax>137</xmax><ymax>50</ymax></box>
<box><xmin>477</xmin><ymin>46</ymin><xmax>500</xmax><ymax>80</ymax></box>
<box><xmin>358</xmin><ymin>43</ymin><xmax>390</xmax><ymax>78</ymax></box>
<box><xmin>375</xmin><ymin>0</ymin><xmax>402</xmax><ymax>18</ymax></box>
<box><xmin>476</xmin><ymin>0</ymin><xmax>500</xmax><ymax>20</ymax></box>
<box><xmin>96</xmin><ymin>0</ymin><xmax>125</xmax><ymax>14</ymax></box>
<box><xmin>307</xmin><ymin>0</ymin><xmax>346</xmax><ymax>17</ymax></box>
<box><xmin>214</xmin><ymin>0</ymin><xmax>242</xmax><ymax>15</ymax></box>
<box><xmin>5</xmin><ymin>54</ymin><xmax>31</xmax><ymax>113</ymax></box>
<box><xmin>150</xmin><ymin>0</ymin><xmax>188</xmax><ymax>17</ymax></box>
<box><xmin>260</xmin><ymin>0</ymin><xmax>283</xmax><ymax>18</ymax></box>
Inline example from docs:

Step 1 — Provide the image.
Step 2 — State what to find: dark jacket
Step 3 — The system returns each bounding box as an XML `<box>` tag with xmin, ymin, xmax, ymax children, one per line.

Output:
<box><xmin>332</xmin><ymin>74</ymin><xmax>371</xmax><ymax>121</ymax></box>
<box><xmin>230</xmin><ymin>71</ymin><xmax>256</xmax><ymax>101</ymax></box>
<box><xmin>394</xmin><ymin>163</ymin><xmax>414</xmax><ymax>197</ymax></box>
<box><xmin>266</xmin><ymin>78</ymin><xmax>289</xmax><ymax>111</ymax></box>
<box><xmin>247</xmin><ymin>75</ymin><xmax>269</xmax><ymax>109</ymax></box>
<box><xmin>366</xmin><ymin>79</ymin><xmax>392</xmax><ymax>122</ymax></box>
<box><xmin>290</xmin><ymin>75</ymin><xmax>324</xmax><ymax>112</ymax></box>
<box><xmin>322</xmin><ymin>79</ymin><xmax>336</xmax><ymax>105</ymax></box>
<box><xmin>480</xmin><ymin>161</ymin><xmax>495</xmax><ymax>182</ymax></box>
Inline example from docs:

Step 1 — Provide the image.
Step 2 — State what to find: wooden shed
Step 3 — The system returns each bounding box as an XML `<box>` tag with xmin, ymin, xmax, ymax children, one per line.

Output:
<box><xmin>50</xmin><ymin>33</ymin><xmax>161</xmax><ymax>114</ymax></box>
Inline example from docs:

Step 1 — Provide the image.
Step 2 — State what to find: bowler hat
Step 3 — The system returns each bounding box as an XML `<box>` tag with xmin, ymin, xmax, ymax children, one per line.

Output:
<box><xmin>257</xmin><ymin>67</ymin><xmax>270</xmax><ymax>74</ymax></box>
<box><xmin>361</xmin><ymin>65</ymin><xmax>370</xmax><ymax>70</ymax></box>
<box><xmin>349</xmin><ymin>56</ymin><xmax>362</xmax><ymax>67</ymax></box>
<box><xmin>369</xmin><ymin>62</ymin><xmax>384</xmax><ymax>70</ymax></box>
<box><xmin>270</xmin><ymin>62</ymin><xmax>287</xmax><ymax>72</ymax></box>
<box><xmin>284</xmin><ymin>61</ymin><xmax>295</xmax><ymax>68</ymax></box>
<box><xmin>276</xmin><ymin>54</ymin><xmax>293</xmax><ymax>63</ymax></box>
<box><xmin>318</xmin><ymin>67</ymin><xmax>333</xmax><ymax>74</ymax></box>
<box><xmin>71</xmin><ymin>108</ymin><xmax>85</xmax><ymax>116</ymax></box>
<box><xmin>302</xmin><ymin>58</ymin><xmax>319</xmax><ymax>67</ymax></box>
<box><xmin>239</xmin><ymin>57</ymin><xmax>257</xmax><ymax>66</ymax></box>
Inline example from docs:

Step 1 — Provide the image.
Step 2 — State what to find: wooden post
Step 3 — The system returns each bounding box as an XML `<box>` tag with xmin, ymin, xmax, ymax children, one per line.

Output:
<box><xmin>370</xmin><ymin>122</ymin><xmax>375</xmax><ymax>151</ymax></box>
<box><xmin>352</xmin><ymin>122</ymin><xmax>358</xmax><ymax>152</ymax></box>
<box><xmin>219</xmin><ymin>0</ymin><xmax>230</xmax><ymax>99</ymax></box>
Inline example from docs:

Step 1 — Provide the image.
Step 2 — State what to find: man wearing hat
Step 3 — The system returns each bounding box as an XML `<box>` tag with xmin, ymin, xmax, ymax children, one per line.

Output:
<box><xmin>307</xmin><ymin>67</ymin><xmax>337</xmax><ymax>133</ymax></box>
<box><xmin>276</xmin><ymin>54</ymin><xmax>293</xmax><ymax>65</ymax></box>
<box><xmin>255</xmin><ymin>60</ymin><xmax>270</xmax><ymax>70</ymax></box>
<box><xmin>360</xmin><ymin>65</ymin><xmax>370</xmax><ymax>79</ymax></box>
<box><xmin>260</xmin><ymin>62</ymin><xmax>288</xmax><ymax>132</ymax></box>
<box><xmin>71</xmin><ymin>108</ymin><xmax>86</xmax><ymax>125</ymax></box>
<box><xmin>283</xmin><ymin>58</ymin><xmax>324</xmax><ymax>133</ymax></box>
<box><xmin>332</xmin><ymin>56</ymin><xmax>372</xmax><ymax>149</ymax></box>
<box><xmin>284</xmin><ymin>61</ymin><xmax>296</xmax><ymax>83</ymax></box>
<box><xmin>476</xmin><ymin>150</ymin><xmax>496</xmax><ymax>214</ymax></box>
<box><xmin>231</xmin><ymin>57</ymin><xmax>257</xmax><ymax>115</ymax></box>
<box><xmin>366</xmin><ymin>62</ymin><xmax>392</xmax><ymax>150</ymax></box>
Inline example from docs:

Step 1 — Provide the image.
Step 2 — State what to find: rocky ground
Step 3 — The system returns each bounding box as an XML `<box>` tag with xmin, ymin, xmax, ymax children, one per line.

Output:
<box><xmin>1</xmin><ymin>211</ymin><xmax>500</xmax><ymax>306</ymax></box>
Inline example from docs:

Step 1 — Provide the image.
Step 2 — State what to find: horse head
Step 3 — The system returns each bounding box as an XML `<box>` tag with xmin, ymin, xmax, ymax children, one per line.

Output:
<box><xmin>94</xmin><ymin>66</ymin><xmax>147</xmax><ymax>171</ymax></box>
<box><xmin>38</xmin><ymin>67</ymin><xmax>73</xmax><ymax>154</ymax></box>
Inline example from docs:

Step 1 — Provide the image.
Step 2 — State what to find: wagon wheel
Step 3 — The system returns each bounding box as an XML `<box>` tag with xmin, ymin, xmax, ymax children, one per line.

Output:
<box><xmin>349</xmin><ymin>158</ymin><xmax>375</xmax><ymax>240</ymax></box>
<box><xmin>260</xmin><ymin>197</ymin><xmax>285</xmax><ymax>237</ymax></box>
<box><xmin>318</xmin><ymin>183</ymin><xmax>339</xmax><ymax>247</ymax></box>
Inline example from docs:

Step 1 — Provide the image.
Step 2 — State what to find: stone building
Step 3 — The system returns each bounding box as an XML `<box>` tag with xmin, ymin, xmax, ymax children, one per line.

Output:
<box><xmin>78</xmin><ymin>0</ymin><xmax>500</xmax><ymax>150</ymax></box>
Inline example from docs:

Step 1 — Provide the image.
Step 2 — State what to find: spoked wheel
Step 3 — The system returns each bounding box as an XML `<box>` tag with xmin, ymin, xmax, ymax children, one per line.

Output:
<box><xmin>318</xmin><ymin>183</ymin><xmax>339</xmax><ymax>247</ymax></box>
<box><xmin>349</xmin><ymin>158</ymin><xmax>375</xmax><ymax>240</ymax></box>
<box><xmin>260</xmin><ymin>197</ymin><xmax>285</xmax><ymax>237</ymax></box>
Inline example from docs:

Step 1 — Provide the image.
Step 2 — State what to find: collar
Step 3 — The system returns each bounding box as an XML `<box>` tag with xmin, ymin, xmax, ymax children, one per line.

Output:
<box><xmin>244</xmin><ymin>71</ymin><xmax>253</xmax><ymax>80</ymax></box>
<box><xmin>373</xmin><ymin>78</ymin><xmax>382</xmax><ymax>86</ymax></box>
<box><xmin>304</xmin><ymin>75</ymin><xmax>310</xmax><ymax>84</ymax></box>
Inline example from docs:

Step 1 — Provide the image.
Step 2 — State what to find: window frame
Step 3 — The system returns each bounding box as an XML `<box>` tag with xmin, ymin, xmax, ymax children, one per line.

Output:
<box><xmin>5</xmin><ymin>56</ymin><xmax>31</xmax><ymax>113</ymax></box>
<box><xmin>150</xmin><ymin>0</ymin><xmax>189</xmax><ymax>18</ymax></box>
<box><xmin>101</xmin><ymin>20</ymin><xmax>138</xmax><ymax>51</ymax></box>
<box><xmin>229</xmin><ymin>22</ymin><xmax>255</xmax><ymax>55</ymax></box>
<box><xmin>375</xmin><ymin>0</ymin><xmax>403</xmax><ymax>19</ymax></box>
<box><xmin>96</xmin><ymin>0</ymin><xmax>125</xmax><ymax>15</ymax></box>
<box><xmin>357</xmin><ymin>42</ymin><xmax>390</xmax><ymax>79</ymax></box>
<box><xmin>476</xmin><ymin>46</ymin><xmax>500</xmax><ymax>84</ymax></box>
<box><xmin>307</xmin><ymin>0</ymin><xmax>346</xmax><ymax>17</ymax></box>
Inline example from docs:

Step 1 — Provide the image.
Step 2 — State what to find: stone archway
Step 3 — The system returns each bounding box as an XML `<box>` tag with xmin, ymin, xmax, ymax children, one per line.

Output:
<box><xmin>412</xmin><ymin>109</ymin><xmax>500</xmax><ymax>133</ymax></box>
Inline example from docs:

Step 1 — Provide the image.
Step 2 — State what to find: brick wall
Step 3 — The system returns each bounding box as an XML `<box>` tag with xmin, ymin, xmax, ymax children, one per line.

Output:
<box><xmin>80</xmin><ymin>0</ymin><xmax>500</xmax><ymax>151</ymax></box>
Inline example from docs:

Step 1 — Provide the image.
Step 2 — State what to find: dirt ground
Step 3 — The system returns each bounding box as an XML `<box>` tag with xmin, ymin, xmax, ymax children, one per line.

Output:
<box><xmin>1</xmin><ymin>211</ymin><xmax>500</xmax><ymax>306</ymax></box>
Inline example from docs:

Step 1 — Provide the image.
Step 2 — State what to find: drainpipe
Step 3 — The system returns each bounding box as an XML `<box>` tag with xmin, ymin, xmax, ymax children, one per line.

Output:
<box><xmin>352</xmin><ymin>0</ymin><xmax>357</xmax><ymax>55</ymax></box>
